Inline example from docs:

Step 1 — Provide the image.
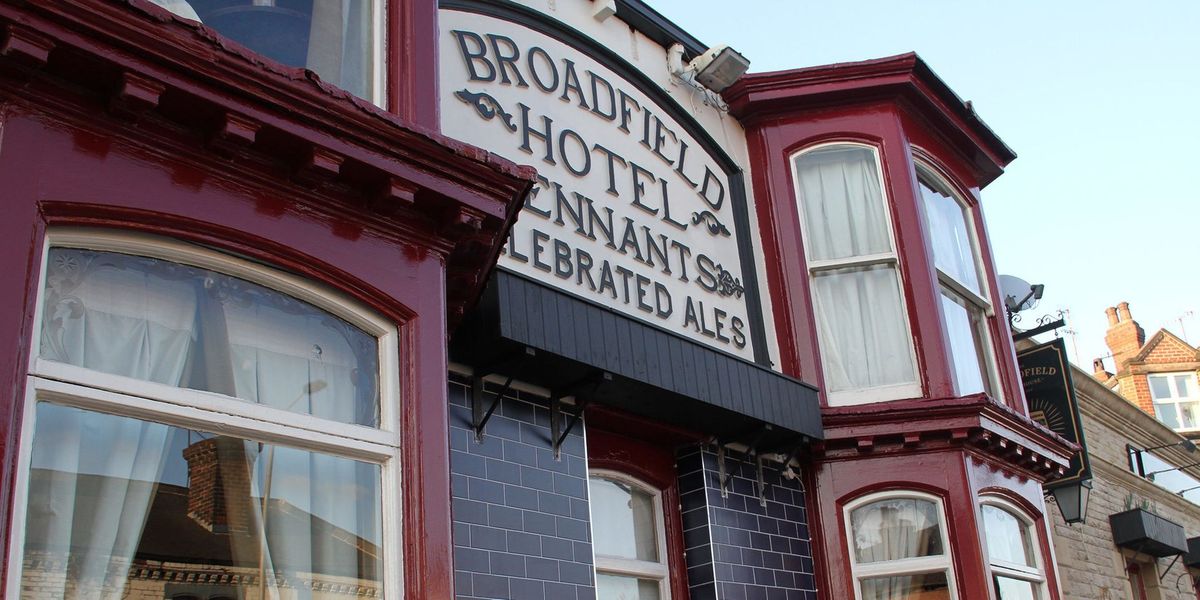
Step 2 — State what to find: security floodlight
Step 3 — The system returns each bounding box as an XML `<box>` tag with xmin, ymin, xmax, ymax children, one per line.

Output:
<box><xmin>690</xmin><ymin>45</ymin><xmax>750</xmax><ymax>93</ymax></box>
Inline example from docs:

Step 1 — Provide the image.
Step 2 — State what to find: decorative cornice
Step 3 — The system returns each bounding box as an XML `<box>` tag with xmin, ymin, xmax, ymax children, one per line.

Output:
<box><xmin>817</xmin><ymin>394</ymin><xmax>1074</xmax><ymax>482</ymax></box>
<box><xmin>723</xmin><ymin>52</ymin><xmax>1015</xmax><ymax>186</ymax></box>
<box><xmin>0</xmin><ymin>0</ymin><xmax>537</xmax><ymax>328</ymax></box>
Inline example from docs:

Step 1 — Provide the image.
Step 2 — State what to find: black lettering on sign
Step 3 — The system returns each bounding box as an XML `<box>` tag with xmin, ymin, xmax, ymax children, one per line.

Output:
<box><xmin>589</xmin><ymin>71</ymin><xmax>617</xmax><ymax>121</ymax></box>
<box><xmin>517</xmin><ymin>103</ymin><xmax>556</xmax><ymax>165</ymax></box>
<box><xmin>531</xmin><ymin>229</ymin><xmax>552</xmax><ymax>272</ymax></box>
<box><xmin>527</xmin><ymin>46</ymin><xmax>559</xmax><ymax>92</ymax></box>
<box><xmin>487</xmin><ymin>34</ymin><xmax>528</xmax><ymax>87</ymax></box>
<box><xmin>452</xmin><ymin>30</ymin><xmax>496</xmax><ymax>82</ymax></box>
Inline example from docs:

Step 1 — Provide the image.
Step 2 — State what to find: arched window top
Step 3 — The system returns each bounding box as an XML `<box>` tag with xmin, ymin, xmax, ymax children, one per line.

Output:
<box><xmin>846</xmin><ymin>491</ymin><xmax>947</xmax><ymax>565</ymax></box>
<box><xmin>914</xmin><ymin>161</ymin><xmax>983</xmax><ymax>297</ymax></box>
<box><xmin>589</xmin><ymin>469</ymin><xmax>671</xmax><ymax>598</ymax></box>
<box><xmin>790</xmin><ymin>142</ymin><xmax>894</xmax><ymax>264</ymax></box>
<box><xmin>843</xmin><ymin>490</ymin><xmax>957</xmax><ymax>599</ymax></box>
<box><xmin>34</xmin><ymin>229</ymin><xmax>398</xmax><ymax>430</ymax></box>
<box><xmin>590</xmin><ymin>471</ymin><xmax>662</xmax><ymax>563</ymax></box>
<box><xmin>980</xmin><ymin>496</ymin><xmax>1046</xmax><ymax>599</ymax></box>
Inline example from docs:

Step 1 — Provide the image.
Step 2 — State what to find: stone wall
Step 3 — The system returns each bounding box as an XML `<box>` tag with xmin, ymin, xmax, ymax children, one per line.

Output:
<box><xmin>1049</xmin><ymin>366</ymin><xmax>1200</xmax><ymax>600</ymax></box>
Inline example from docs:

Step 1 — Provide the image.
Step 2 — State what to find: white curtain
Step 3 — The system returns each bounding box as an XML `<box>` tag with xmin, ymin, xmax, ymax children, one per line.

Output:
<box><xmin>794</xmin><ymin>147</ymin><xmax>916</xmax><ymax>393</ymax></box>
<box><xmin>31</xmin><ymin>249</ymin><xmax>382</xmax><ymax>597</ymax></box>
<box><xmin>852</xmin><ymin>499</ymin><xmax>942</xmax><ymax>600</ymax></box>
<box><xmin>306</xmin><ymin>0</ymin><xmax>374</xmax><ymax>100</ymax></box>
<box><xmin>30</xmin><ymin>249</ymin><xmax>192</xmax><ymax>599</ymax></box>
<box><xmin>794</xmin><ymin>146</ymin><xmax>892</xmax><ymax>262</ymax></box>
<box><xmin>918</xmin><ymin>178</ymin><xmax>980</xmax><ymax>294</ymax></box>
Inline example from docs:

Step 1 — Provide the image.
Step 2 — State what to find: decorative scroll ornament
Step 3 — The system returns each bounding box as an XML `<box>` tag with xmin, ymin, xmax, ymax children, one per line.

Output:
<box><xmin>455</xmin><ymin>89</ymin><xmax>517</xmax><ymax>132</ymax></box>
<box><xmin>715</xmin><ymin>264</ymin><xmax>745</xmax><ymax>298</ymax></box>
<box><xmin>691</xmin><ymin>210</ymin><xmax>732</xmax><ymax>237</ymax></box>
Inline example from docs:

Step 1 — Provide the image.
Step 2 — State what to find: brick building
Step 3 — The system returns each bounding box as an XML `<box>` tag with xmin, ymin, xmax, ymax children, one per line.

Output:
<box><xmin>1094</xmin><ymin>303</ymin><xmax>1200</xmax><ymax>434</ymax></box>
<box><xmin>1050</xmin><ymin>358</ymin><xmax>1200</xmax><ymax>600</ymax></box>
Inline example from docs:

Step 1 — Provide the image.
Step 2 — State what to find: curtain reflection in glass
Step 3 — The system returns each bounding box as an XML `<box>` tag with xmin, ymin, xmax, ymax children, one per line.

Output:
<box><xmin>861</xmin><ymin>571</ymin><xmax>950</xmax><ymax>600</ymax></box>
<box><xmin>40</xmin><ymin>248</ymin><xmax>379</xmax><ymax>427</ymax></box>
<box><xmin>981</xmin><ymin>505</ymin><xmax>1034</xmax><ymax>567</ymax></box>
<box><xmin>21</xmin><ymin>403</ymin><xmax>383</xmax><ymax>599</ymax></box>
<box><xmin>851</xmin><ymin>498</ymin><xmax>943</xmax><ymax>563</ymax></box>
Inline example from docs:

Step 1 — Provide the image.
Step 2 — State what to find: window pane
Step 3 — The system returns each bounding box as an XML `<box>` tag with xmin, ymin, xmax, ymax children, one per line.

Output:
<box><xmin>21</xmin><ymin>403</ymin><xmax>384</xmax><ymax>599</ymax></box>
<box><xmin>596</xmin><ymin>573</ymin><xmax>661</xmax><ymax>600</ymax></box>
<box><xmin>981</xmin><ymin>505</ymin><xmax>1035</xmax><ymax>567</ymax></box>
<box><xmin>995</xmin><ymin>576</ymin><xmax>1038</xmax><ymax>600</ymax></box>
<box><xmin>941</xmin><ymin>290</ymin><xmax>989</xmax><ymax>396</ymax></box>
<box><xmin>40</xmin><ymin>248</ymin><xmax>380</xmax><ymax>427</ymax></box>
<box><xmin>590</xmin><ymin>477</ymin><xmax>658</xmax><ymax>561</ymax></box>
<box><xmin>1175</xmin><ymin>374</ymin><xmax>1195</xmax><ymax>398</ymax></box>
<box><xmin>1181</xmin><ymin>402</ymin><xmax>1200</xmax><ymax>430</ymax></box>
<box><xmin>812</xmin><ymin>265</ymin><xmax>916</xmax><ymax>393</ymax></box>
<box><xmin>851</xmin><ymin>498</ymin><xmax>943</xmax><ymax>563</ymax></box>
<box><xmin>183</xmin><ymin>0</ymin><xmax>379</xmax><ymax>101</ymax></box>
<box><xmin>1150</xmin><ymin>375</ymin><xmax>1173</xmax><ymax>400</ymax></box>
<box><xmin>860</xmin><ymin>571</ymin><xmax>950</xmax><ymax>600</ymax></box>
<box><xmin>1154</xmin><ymin>403</ymin><xmax>1181</xmax><ymax>429</ymax></box>
<box><xmin>919</xmin><ymin>175</ymin><xmax>981</xmax><ymax>294</ymax></box>
<box><xmin>794</xmin><ymin>146</ymin><xmax>893</xmax><ymax>262</ymax></box>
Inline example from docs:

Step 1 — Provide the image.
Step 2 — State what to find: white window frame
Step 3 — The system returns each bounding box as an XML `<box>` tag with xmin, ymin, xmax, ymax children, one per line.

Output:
<box><xmin>790</xmin><ymin>141</ymin><xmax>923</xmax><ymax>406</ymax></box>
<box><xmin>589</xmin><ymin>469</ymin><xmax>672</xmax><ymax>599</ymax></box>
<box><xmin>980</xmin><ymin>497</ymin><xmax>1047</xmax><ymax>600</ymax></box>
<box><xmin>843</xmin><ymin>490</ymin><xmax>958</xmax><ymax>600</ymax></box>
<box><xmin>6</xmin><ymin>228</ymin><xmax>404</xmax><ymax>600</ymax></box>
<box><xmin>1148</xmin><ymin>372</ymin><xmax>1200</xmax><ymax>433</ymax></box>
<box><xmin>913</xmin><ymin>156</ymin><xmax>1003</xmax><ymax>400</ymax></box>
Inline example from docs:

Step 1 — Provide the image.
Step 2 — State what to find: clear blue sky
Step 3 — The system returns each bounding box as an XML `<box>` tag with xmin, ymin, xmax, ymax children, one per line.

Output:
<box><xmin>652</xmin><ymin>0</ymin><xmax>1200</xmax><ymax>368</ymax></box>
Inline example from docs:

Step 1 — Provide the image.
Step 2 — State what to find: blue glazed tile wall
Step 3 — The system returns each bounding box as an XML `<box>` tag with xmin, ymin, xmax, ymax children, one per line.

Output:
<box><xmin>677</xmin><ymin>446</ymin><xmax>818</xmax><ymax>600</ymax></box>
<box><xmin>449</xmin><ymin>377</ymin><xmax>595</xmax><ymax>600</ymax></box>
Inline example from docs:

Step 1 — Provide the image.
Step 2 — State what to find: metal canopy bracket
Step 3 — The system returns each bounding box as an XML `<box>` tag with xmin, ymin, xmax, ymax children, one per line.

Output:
<box><xmin>472</xmin><ymin>346</ymin><xmax>535</xmax><ymax>442</ymax></box>
<box><xmin>550</xmin><ymin>371</ymin><xmax>611</xmax><ymax>459</ymax></box>
<box><xmin>716</xmin><ymin>443</ymin><xmax>730</xmax><ymax>499</ymax></box>
<box><xmin>1161</xmin><ymin>554</ymin><xmax>1182</xmax><ymax>582</ymax></box>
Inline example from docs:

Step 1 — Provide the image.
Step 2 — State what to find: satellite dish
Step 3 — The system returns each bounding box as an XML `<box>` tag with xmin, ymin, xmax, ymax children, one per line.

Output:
<box><xmin>999</xmin><ymin>275</ymin><xmax>1044</xmax><ymax>315</ymax></box>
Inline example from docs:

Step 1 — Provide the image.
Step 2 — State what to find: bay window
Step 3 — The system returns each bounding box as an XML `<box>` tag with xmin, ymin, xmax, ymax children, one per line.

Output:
<box><xmin>590</xmin><ymin>471</ymin><xmax>672</xmax><ymax>600</ymax></box>
<box><xmin>149</xmin><ymin>0</ymin><xmax>385</xmax><ymax>104</ymax></box>
<box><xmin>9</xmin><ymin>230</ymin><xmax>401</xmax><ymax>599</ymax></box>
<box><xmin>981</xmin><ymin>499</ymin><xmax>1045</xmax><ymax>600</ymax></box>
<box><xmin>916</xmin><ymin>162</ymin><xmax>1000</xmax><ymax>398</ymax></box>
<box><xmin>791</xmin><ymin>143</ymin><xmax>920</xmax><ymax>405</ymax></box>
<box><xmin>845</xmin><ymin>491</ymin><xmax>956</xmax><ymax>600</ymax></box>
<box><xmin>1149</xmin><ymin>372</ymin><xmax>1200</xmax><ymax>431</ymax></box>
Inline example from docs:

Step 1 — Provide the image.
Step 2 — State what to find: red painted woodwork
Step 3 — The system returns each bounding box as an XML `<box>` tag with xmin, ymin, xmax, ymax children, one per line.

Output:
<box><xmin>725</xmin><ymin>53</ymin><xmax>1022</xmax><ymax>409</ymax></box>
<box><xmin>586</xmin><ymin>406</ymin><xmax>705</xmax><ymax>600</ymax></box>
<box><xmin>725</xmin><ymin>54</ymin><xmax>1073</xmax><ymax>600</ymax></box>
<box><xmin>0</xmin><ymin>1</ymin><xmax>532</xmax><ymax>597</ymax></box>
<box><xmin>388</xmin><ymin>0</ymin><xmax>440</xmax><ymax>129</ymax></box>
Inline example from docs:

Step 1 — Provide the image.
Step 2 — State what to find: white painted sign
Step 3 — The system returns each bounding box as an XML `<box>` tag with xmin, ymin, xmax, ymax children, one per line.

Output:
<box><xmin>440</xmin><ymin>10</ymin><xmax>756</xmax><ymax>360</ymax></box>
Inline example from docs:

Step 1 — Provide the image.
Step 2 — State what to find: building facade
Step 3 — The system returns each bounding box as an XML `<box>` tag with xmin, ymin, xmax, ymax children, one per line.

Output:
<box><xmin>1094</xmin><ymin>303</ymin><xmax>1200</xmax><ymax>436</ymax></box>
<box><xmin>0</xmin><ymin>1</ymin><xmax>1080</xmax><ymax>600</ymax></box>
<box><xmin>1052</xmin><ymin>359</ymin><xmax>1200</xmax><ymax>600</ymax></box>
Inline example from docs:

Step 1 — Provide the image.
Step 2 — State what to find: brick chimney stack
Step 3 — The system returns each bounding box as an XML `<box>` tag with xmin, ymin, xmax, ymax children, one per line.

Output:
<box><xmin>1104</xmin><ymin>301</ymin><xmax>1145</xmax><ymax>374</ymax></box>
<box><xmin>1092</xmin><ymin>358</ymin><xmax>1112</xmax><ymax>382</ymax></box>
<box><xmin>183</xmin><ymin>436</ymin><xmax>254</xmax><ymax>534</ymax></box>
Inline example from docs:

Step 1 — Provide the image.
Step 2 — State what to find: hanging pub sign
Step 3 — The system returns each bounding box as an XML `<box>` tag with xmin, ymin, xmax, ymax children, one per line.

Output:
<box><xmin>438</xmin><ymin>7</ymin><xmax>765</xmax><ymax>362</ymax></box>
<box><xmin>1018</xmin><ymin>338</ymin><xmax>1091</xmax><ymax>487</ymax></box>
